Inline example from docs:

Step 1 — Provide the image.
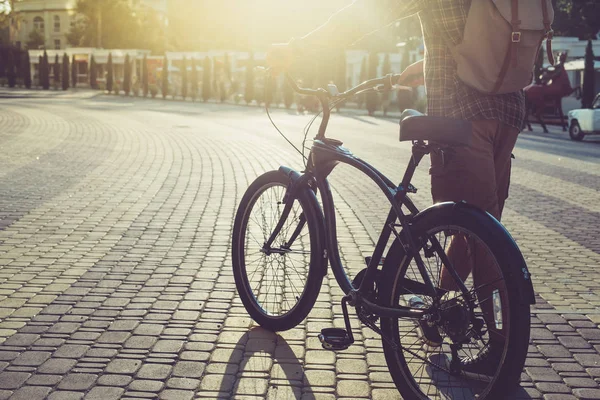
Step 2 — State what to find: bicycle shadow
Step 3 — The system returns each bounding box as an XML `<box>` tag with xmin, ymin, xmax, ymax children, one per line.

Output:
<box><xmin>424</xmin><ymin>355</ymin><xmax>536</xmax><ymax>400</ymax></box>
<box><xmin>216</xmin><ymin>326</ymin><xmax>314</xmax><ymax>399</ymax></box>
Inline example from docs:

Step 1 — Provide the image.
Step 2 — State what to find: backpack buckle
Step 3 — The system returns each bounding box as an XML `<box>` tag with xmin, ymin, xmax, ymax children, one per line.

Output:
<box><xmin>511</xmin><ymin>32</ymin><xmax>521</xmax><ymax>43</ymax></box>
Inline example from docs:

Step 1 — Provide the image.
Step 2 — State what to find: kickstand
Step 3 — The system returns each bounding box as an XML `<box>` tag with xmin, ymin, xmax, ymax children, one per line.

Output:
<box><xmin>449</xmin><ymin>343</ymin><xmax>462</xmax><ymax>375</ymax></box>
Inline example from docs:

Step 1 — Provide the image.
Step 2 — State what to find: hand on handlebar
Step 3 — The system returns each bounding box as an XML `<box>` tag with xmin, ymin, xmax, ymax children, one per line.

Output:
<box><xmin>396</xmin><ymin>60</ymin><xmax>424</xmax><ymax>87</ymax></box>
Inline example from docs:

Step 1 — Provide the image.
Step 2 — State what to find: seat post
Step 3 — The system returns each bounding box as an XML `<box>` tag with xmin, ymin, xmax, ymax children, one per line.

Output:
<box><xmin>400</xmin><ymin>141</ymin><xmax>429</xmax><ymax>189</ymax></box>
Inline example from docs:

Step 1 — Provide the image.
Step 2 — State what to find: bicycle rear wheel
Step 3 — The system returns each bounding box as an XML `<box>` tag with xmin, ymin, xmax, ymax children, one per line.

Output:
<box><xmin>380</xmin><ymin>205</ymin><xmax>530</xmax><ymax>399</ymax></box>
<box><xmin>232</xmin><ymin>170</ymin><xmax>325</xmax><ymax>332</ymax></box>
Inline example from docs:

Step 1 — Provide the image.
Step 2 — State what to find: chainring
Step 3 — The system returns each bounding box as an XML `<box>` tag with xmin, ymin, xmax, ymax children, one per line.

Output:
<box><xmin>352</xmin><ymin>268</ymin><xmax>382</xmax><ymax>324</ymax></box>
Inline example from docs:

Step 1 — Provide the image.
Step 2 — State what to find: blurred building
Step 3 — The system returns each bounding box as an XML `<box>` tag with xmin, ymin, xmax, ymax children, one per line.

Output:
<box><xmin>11</xmin><ymin>0</ymin><xmax>77</xmax><ymax>50</ymax></box>
<box><xmin>10</xmin><ymin>0</ymin><xmax>168</xmax><ymax>50</ymax></box>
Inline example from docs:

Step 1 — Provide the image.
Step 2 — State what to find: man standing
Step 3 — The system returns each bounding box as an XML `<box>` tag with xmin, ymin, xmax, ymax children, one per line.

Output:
<box><xmin>270</xmin><ymin>0</ymin><xmax>530</xmax><ymax>384</ymax></box>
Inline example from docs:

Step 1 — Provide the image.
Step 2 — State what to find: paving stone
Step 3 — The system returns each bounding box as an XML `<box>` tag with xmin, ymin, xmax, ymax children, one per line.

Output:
<box><xmin>12</xmin><ymin>351</ymin><xmax>51</xmax><ymax>367</ymax></box>
<box><xmin>124</xmin><ymin>335</ymin><xmax>158</xmax><ymax>350</ymax></box>
<box><xmin>152</xmin><ymin>339</ymin><xmax>184</xmax><ymax>353</ymax></box>
<box><xmin>304</xmin><ymin>370</ymin><xmax>335</xmax><ymax>386</ymax></box>
<box><xmin>172</xmin><ymin>361</ymin><xmax>205</xmax><ymax>378</ymax></box>
<box><xmin>83</xmin><ymin>386</ymin><xmax>125</xmax><ymax>400</ymax></box>
<box><xmin>105</xmin><ymin>359</ymin><xmax>142</xmax><ymax>374</ymax></box>
<box><xmin>53</xmin><ymin>345</ymin><xmax>90</xmax><ymax>359</ymax></box>
<box><xmin>543</xmin><ymin>395</ymin><xmax>577</xmax><ymax>400</ymax></box>
<box><xmin>535</xmin><ymin>382</ymin><xmax>572</xmax><ymax>394</ymax></box>
<box><xmin>0</xmin><ymin>372</ymin><xmax>30</xmax><ymax>389</ymax></box>
<box><xmin>57</xmin><ymin>373</ymin><xmax>97</xmax><ymax>391</ymax></box>
<box><xmin>159</xmin><ymin>389</ymin><xmax>194</xmax><ymax>400</ymax></box>
<box><xmin>338</xmin><ymin>380</ymin><xmax>370</xmax><ymax>398</ymax></box>
<box><xmin>37</xmin><ymin>358</ymin><xmax>77</xmax><ymax>374</ymax></box>
<box><xmin>233</xmin><ymin>377</ymin><xmax>268</xmax><ymax>395</ymax></box>
<box><xmin>136</xmin><ymin>363</ymin><xmax>172</xmax><ymax>380</ymax></box>
<box><xmin>563</xmin><ymin>377</ymin><xmax>599</xmax><ymax>388</ymax></box>
<box><xmin>538</xmin><ymin>345</ymin><xmax>573</xmax><ymax>358</ymax></box>
<box><xmin>200</xmin><ymin>374</ymin><xmax>236</xmax><ymax>392</ymax></box>
<box><xmin>10</xmin><ymin>386</ymin><xmax>52</xmax><ymax>400</ymax></box>
<box><xmin>573</xmin><ymin>354</ymin><xmax>600</xmax><ymax>368</ymax></box>
<box><xmin>166</xmin><ymin>377</ymin><xmax>200</xmax><ymax>390</ymax></box>
<box><xmin>336</xmin><ymin>358</ymin><xmax>368</xmax><ymax>374</ymax></box>
<box><xmin>26</xmin><ymin>374</ymin><xmax>63</xmax><ymax>386</ymax></box>
<box><xmin>3</xmin><ymin>334</ymin><xmax>39</xmax><ymax>347</ymax></box>
<box><xmin>572</xmin><ymin>388</ymin><xmax>600</xmax><ymax>400</ymax></box>
<box><xmin>97</xmin><ymin>331</ymin><xmax>130</xmax><ymax>344</ymax></box>
<box><xmin>96</xmin><ymin>374</ymin><xmax>132</xmax><ymax>387</ymax></box>
<box><xmin>128</xmin><ymin>379</ymin><xmax>164</xmax><ymax>392</ymax></box>
<box><xmin>47</xmin><ymin>391</ymin><xmax>84</xmax><ymax>400</ymax></box>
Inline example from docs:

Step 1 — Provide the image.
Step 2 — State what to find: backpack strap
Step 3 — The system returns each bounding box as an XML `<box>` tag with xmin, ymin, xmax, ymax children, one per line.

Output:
<box><xmin>541</xmin><ymin>0</ymin><xmax>555</xmax><ymax>65</ymax></box>
<box><xmin>510</xmin><ymin>0</ymin><xmax>521</xmax><ymax>67</ymax></box>
<box><xmin>492</xmin><ymin>0</ymin><xmax>521</xmax><ymax>93</ymax></box>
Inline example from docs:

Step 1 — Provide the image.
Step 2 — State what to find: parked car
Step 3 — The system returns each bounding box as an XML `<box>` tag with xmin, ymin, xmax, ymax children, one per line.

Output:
<box><xmin>568</xmin><ymin>93</ymin><xmax>600</xmax><ymax>141</ymax></box>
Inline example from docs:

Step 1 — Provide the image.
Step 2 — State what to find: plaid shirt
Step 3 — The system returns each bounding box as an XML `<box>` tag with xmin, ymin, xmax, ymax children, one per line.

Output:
<box><xmin>302</xmin><ymin>0</ymin><xmax>526</xmax><ymax>130</ymax></box>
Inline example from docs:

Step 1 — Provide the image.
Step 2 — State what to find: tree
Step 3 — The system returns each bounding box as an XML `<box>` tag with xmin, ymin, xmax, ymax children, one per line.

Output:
<box><xmin>23</xmin><ymin>51</ymin><xmax>32</xmax><ymax>89</ymax></box>
<box><xmin>335</xmin><ymin>49</ymin><xmax>347</xmax><ymax>93</ymax></box>
<box><xmin>357</xmin><ymin>56</ymin><xmax>367</xmax><ymax>108</ymax></box>
<box><xmin>26</xmin><ymin>30</ymin><xmax>45</xmax><ymax>50</ymax></box>
<box><xmin>400</xmin><ymin>44</ymin><xmax>411</xmax><ymax>73</ymax></box>
<box><xmin>366</xmin><ymin>51</ymin><xmax>380</xmax><ymax>116</ymax></box>
<box><xmin>553</xmin><ymin>0</ymin><xmax>600</xmax><ymax>40</ymax></box>
<box><xmin>202</xmin><ymin>57</ymin><xmax>212</xmax><ymax>102</ymax></box>
<box><xmin>381</xmin><ymin>53</ymin><xmax>392</xmax><ymax>116</ymax></box>
<box><xmin>38</xmin><ymin>55</ymin><xmax>43</xmax><ymax>88</ymax></box>
<box><xmin>123</xmin><ymin>54</ymin><xmax>131</xmax><ymax>95</ymax></box>
<box><xmin>41</xmin><ymin>51</ymin><xmax>50</xmax><ymax>89</ymax></box>
<box><xmin>106</xmin><ymin>53</ymin><xmax>114</xmax><ymax>93</ymax></box>
<box><xmin>181</xmin><ymin>57</ymin><xmax>188</xmax><ymax>100</ymax></box>
<box><xmin>6</xmin><ymin>48</ymin><xmax>16</xmax><ymax>88</ymax></box>
<box><xmin>264</xmin><ymin>74</ymin><xmax>273</xmax><ymax>108</ymax></box>
<box><xmin>283</xmin><ymin>77</ymin><xmax>294</xmax><ymax>109</ymax></box>
<box><xmin>162</xmin><ymin>54</ymin><xmax>169</xmax><ymax>99</ymax></box>
<box><xmin>62</xmin><ymin>53</ymin><xmax>69</xmax><ymax>90</ymax></box>
<box><xmin>142</xmin><ymin>55</ymin><xmax>148</xmax><ymax>98</ymax></box>
<box><xmin>89</xmin><ymin>55</ymin><xmax>97</xmax><ymax>89</ymax></box>
<box><xmin>245</xmin><ymin>53</ymin><xmax>254</xmax><ymax>105</ymax></box>
<box><xmin>71</xmin><ymin>55</ymin><xmax>77</xmax><ymax>88</ymax></box>
<box><xmin>224</xmin><ymin>53</ymin><xmax>232</xmax><ymax>80</ymax></box>
<box><xmin>582</xmin><ymin>39</ymin><xmax>596</xmax><ymax>108</ymax></box>
<box><xmin>66</xmin><ymin>0</ymin><xmax>166</xmax><ymax>53</ymax></box>
<box><xmin>53</xmin><ymin>54</ymin><xmax>60</xmax><ymax>88</ymax></box>
<box><xmin>190</xmin><ymin>58</ymin><xmax>198</xmax><ymax>101</ymax></box>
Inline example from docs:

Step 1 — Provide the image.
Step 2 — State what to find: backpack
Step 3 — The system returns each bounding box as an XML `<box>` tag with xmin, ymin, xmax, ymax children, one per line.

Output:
<box><xmin>451</xmin><ymin>0</ymin><xmax>555</xmax><ymax>94</ymax></box>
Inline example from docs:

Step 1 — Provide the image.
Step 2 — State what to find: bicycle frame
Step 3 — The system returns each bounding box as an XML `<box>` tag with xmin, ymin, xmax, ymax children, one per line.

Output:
<box><xmin>263</xmin><ymin>73</ymin><xmax>473</xmax><ymax>321</ymax></box>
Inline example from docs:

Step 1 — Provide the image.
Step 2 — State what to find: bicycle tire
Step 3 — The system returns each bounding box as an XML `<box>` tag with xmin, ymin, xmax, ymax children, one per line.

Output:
<box><xmin>380</xmin><ymin>203</ymin><xmax>530</xmax><ymax>399</ymax></box>
<box><xmin>232</xmin><ymin>170</ymin><xmax>325</xmax><ymax>332</ymax></box>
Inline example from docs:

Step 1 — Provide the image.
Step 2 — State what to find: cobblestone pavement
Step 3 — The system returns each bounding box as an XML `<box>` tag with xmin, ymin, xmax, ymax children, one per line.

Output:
<box><xmin>0</xmin><ymin>93</ymin><xmax>599</xmax><ymax>399</ymax></box>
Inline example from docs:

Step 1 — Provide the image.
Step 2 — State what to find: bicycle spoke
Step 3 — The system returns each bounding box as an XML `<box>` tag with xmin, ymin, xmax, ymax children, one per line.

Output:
<box><xmin>389</xmin><ymin>224</ymin><xmax>509</xmax><ymax>398</ymax></box>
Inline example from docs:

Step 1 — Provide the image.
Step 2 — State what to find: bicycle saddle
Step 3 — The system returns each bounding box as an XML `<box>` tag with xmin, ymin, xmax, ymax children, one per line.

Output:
<box><xmin>399</xmin><ymin>109</ymin><xmax>472</xmax><ymax>146</ymax></box>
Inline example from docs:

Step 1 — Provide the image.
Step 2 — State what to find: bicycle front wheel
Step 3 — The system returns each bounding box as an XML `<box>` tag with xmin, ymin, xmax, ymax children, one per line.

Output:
<box><xmin>232</xmin><ymin>170</ymin><xmax>325</xmax><ymax>332</ymax></box>
<box><xmin>380</xmin><ymin>204</ymin><xmax>530</xmax><ymax>399</ymax></box>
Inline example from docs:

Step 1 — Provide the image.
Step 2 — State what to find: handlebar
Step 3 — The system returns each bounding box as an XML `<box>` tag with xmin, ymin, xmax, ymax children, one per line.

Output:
<box><xmin>280</xmin><ymin>72</ymin><xmax>402</xmax><ymax>141</ymax></box>
<box><xmin>284</xmin><ymin>72</ymin><xmax>402</xmax><ymax>100</ymax></box>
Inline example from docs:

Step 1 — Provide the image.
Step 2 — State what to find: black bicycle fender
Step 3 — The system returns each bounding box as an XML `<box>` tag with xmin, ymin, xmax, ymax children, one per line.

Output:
<box><xmin>278</xmin><ymin>166</ymin><xmax>328</xmax><ymax>277</ymax></box>
<box><xmin>413</xmin><ymin>201</ymin><xmax>536</xmax><ymax>305</ymax></box>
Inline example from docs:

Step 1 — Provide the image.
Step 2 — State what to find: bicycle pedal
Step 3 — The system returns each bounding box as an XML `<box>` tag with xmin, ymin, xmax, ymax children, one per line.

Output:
<box><xmin>318</xmin><ymin>328</ymin><xmax>353</xmax><ymax>351</ymax></box>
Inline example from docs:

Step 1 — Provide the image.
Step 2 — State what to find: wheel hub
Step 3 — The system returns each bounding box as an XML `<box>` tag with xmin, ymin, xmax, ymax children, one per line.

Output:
<box><xmin>439</xmin><ymin>297</ymin><xmax>472</xmax><ymax>343</ymax></box>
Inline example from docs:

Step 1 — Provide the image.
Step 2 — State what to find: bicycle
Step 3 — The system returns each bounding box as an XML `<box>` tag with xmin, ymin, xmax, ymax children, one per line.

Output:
<box><xmin>231</xmin><ymin>72</ymin><xmax>535</xmax><ymax>399</ymax></box>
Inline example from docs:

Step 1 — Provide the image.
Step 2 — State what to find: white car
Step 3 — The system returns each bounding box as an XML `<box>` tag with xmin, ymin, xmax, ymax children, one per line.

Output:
<box><xmin>568</xmin><ymin>93</ymin><xmax>600</xmax><ymax>141</ymax></box>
